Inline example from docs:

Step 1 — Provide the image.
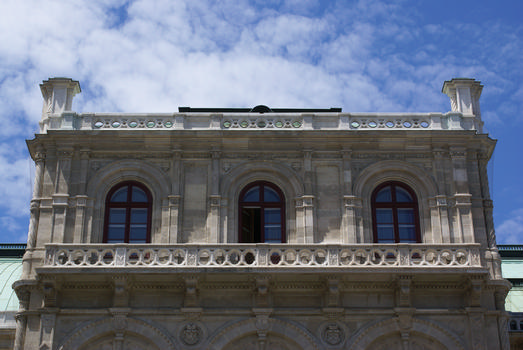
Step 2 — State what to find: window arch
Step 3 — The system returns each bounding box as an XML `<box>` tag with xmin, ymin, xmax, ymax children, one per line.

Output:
<box><xmin>103</xmin><ymin>181</ymin><xmax>152</xmax><ymax>243</ymax></box>
<box><xmin>372</xmin><ymin>181</ymin><xmax>421</xmax><ymax>243</ymax></box>
<box><xmin>239</xmin><ymin>181</ymin><xmax>285</xmax><ymax>243</ymax></box>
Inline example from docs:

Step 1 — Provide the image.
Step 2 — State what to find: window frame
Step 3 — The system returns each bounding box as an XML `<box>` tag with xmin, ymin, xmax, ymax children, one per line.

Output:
<box><xmin>238</xmin><ymin>181</ymin><xmax>286</xmax><ymax>243</ymax></box>
<box><xmin>103</xmin><ymin>181</ymin><xmax>153</xmax><ymax>243</ymax></box>
<box><xmin>371</xmin><ymin>181</ymin><xmax>421</xmax><ymax>243</ymax></box>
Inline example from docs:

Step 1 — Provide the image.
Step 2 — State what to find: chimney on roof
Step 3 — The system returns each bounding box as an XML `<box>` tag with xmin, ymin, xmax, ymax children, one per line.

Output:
<box><xmin>442</xmin><ymin>78</ymin><xmax>484</xmax><ymax>132</ymax></box>
<box><xmin>40</xmin><ymin>77</ymin><xmax>81</xmax><ymax>117</ymax></box>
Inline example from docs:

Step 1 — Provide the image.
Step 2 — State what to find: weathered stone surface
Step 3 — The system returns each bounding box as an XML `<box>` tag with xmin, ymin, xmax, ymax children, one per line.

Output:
<box><xmin>13</xmin><ymin>78</ymin><xmax>510</xmax><ymax>349</ymax></box>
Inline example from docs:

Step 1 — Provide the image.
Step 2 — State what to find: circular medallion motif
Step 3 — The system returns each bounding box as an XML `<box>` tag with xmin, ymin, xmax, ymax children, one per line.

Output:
<box><xmin>321</xmin><ymin>323</ymin><xmax>344</xmax><ymax>346</ymax></box>
<box><xmin>180</xmin><ymin>323</ymin><xmax>203</xmax><ymax>346</ymax></box>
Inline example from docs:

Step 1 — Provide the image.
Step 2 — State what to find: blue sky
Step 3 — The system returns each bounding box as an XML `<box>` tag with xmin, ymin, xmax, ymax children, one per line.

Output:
<box><xmin>0</xmin><ymin>0</ymin><xmax>521</xmax><ymax>243</ymax></box>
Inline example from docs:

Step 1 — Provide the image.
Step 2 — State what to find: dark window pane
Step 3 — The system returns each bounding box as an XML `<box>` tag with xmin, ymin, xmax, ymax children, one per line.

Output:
<box><xmin>132</xmin><ymin>186</ymin><xmax>148</xmax><ymax>202</ymax></box>
<box><xmin>265</xmin><ymin>225</ymin><xmax>282</xmax><ymax>243</ymax></box>
<box><xmin>399</xmin><ymin>225</ymin><xmax>416</xmax><ymax>241</ymax></box>
<box><xmin>130</xmin><ymin>208</ymin><xmax>148</xmax><ymax>223</ymax></box>
<box><xmin>109</xmin><ymin>208</ymin><xmax>126</xmax><ymax>223</ymax></box>
<box><xmin>264</xmin><ymin>187</ymin><xmax>281</xmax><ymax>202</ymax></box>
<box><xmin>242</xmin><ymin>187</ymin><xmax>260</xmax><ymax>202</ymax></box>
<box><xmin>397</xmin><ymin>208</ymin><xmax>415</xmax><ymax>223</ymax></box>
<box><xmin>376</xmin><ymin>209</ymin><xmax>393</xmax><ymax>223</ymax></box>
<box><xmin>375</xmin><ymin>186</ymin><xmax>392</xmax><ymax>202</ymax></box>
<box><xmin>377</xmin><ymin>225</ymin><xmax>394</xmax><ymax>241</ymax></box>
<box><xmin>107</xmin><ymin>224</ymin><xmax>125</xmax><ymax>240</ymax></box>
<box><xmin>130</xmin><ymin>225</ymin><xmax>147</xmax><ymax>241</ymax></box>
<box><xmin>264</xmin><ymin>208</ymin><xmax>281</xmax><ymax>223</ymax></box>
<box><xmin>396</xmin><ymin>187</ymin><xmax>413</xmax><ymax>202</ymax></box>
<box><xmin>111</xmin><ymin>187</ymin><xmax>128</xmax><ymax>202</ymax></box>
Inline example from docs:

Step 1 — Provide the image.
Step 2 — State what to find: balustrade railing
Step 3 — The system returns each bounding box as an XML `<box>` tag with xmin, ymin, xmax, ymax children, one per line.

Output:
<box><xmin>40</xmin><ymin>111</ymin><xmax>477</xmax><ymax>132</ymax></box>
<box><xmin>43</xmin><ymin>244</ymin><xmax>482</xmax><ymax>269</ymax></box>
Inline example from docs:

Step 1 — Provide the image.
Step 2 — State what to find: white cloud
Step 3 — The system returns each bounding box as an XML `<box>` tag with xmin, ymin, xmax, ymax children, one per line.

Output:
<box><xmin>496</xmin><ymin>209</ymin><xmax>523</xmax><ymax>245</ymax></box>
<box><xmin>0</xmin><ymin>0</ymin><xmax>522</xmax><ymax>242</ymax></box>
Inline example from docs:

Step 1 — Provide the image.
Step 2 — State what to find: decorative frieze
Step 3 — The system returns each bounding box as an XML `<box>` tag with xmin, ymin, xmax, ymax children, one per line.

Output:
<box><xmin>44</xmin><ymin>243</ymin><xmax>483</xmax><ymax>269</ymax></box>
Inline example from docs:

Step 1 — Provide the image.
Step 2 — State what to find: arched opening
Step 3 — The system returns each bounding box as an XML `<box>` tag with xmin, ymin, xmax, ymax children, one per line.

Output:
<box><xmin>372</xmin><ymin>181</ymin><xmax>421</xmax><ymax>243</ymax></box>
<box><xmin>239</xmin><ymin>181</ymin><xmax>286</xmax><ymax>243</ymax></box>
<box><xmin>103</xmin><ymin>181</ymin><xmax>152</xmax><ymax>243</ymax></box>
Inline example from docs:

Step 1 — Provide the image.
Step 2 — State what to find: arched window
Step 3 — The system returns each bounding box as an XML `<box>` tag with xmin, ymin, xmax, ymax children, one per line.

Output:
<box><xmin>103</xmin><ymin>181</ymin><xmax>152</xmax><ymax>243</ymax></box>
<box><xmin>239</xmin><ymin>181</ymin><xmax>285</xmax><ymax>243</ymax></box>
<box><xmin>372</xmin><ymin>181</ymin><xmax>420</xmax><ymax>243</ymax></box>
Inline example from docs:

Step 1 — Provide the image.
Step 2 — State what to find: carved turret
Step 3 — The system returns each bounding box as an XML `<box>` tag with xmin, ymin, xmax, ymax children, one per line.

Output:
<box><xmin>442</xmin><ymin>78</ymin><xmax>484</xmax><ymax>132</ymax></box>
<box><xmin>39</xmin><ymin>78</ymin><xmax>81</xmax><ymax>132</ymax></box>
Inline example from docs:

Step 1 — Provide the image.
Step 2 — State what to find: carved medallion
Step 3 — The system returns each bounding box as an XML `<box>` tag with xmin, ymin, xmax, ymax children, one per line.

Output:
<box><xmin>180</xmin><ymin>323</ymin><xmax>203</xmax><ymax>346</ymax></box>
<box><xmin>322</xmin><ymin>322</ymin><xmax>344</xmax><ymax>346</ymax></box>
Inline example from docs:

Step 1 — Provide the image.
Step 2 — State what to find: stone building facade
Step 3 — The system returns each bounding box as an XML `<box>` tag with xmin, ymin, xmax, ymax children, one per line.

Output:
<box><xmin>13</xmin><ymin>77</ymin><xmax>510</xmax><ymax>349</ymax></box>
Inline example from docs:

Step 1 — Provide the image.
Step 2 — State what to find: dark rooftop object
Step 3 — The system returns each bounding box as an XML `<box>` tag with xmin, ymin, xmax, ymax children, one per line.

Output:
<box><xmin>0</xmin><ymin>243</ymin><xmax>26</xmax><ymax>258</ymax></box>
<box><xmin>178</xmin><ymin>105</ymin><xmax>342</xmax><ymax>113</ymax></box>
<box><xmin>498</xmin><ymin>245</ymin><xmax>523</xmax><ymax>258</ymax></box>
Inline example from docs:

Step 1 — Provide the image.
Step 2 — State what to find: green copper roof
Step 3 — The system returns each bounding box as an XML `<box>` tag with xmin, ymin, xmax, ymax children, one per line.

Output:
<box><xmin>0</xmin><ymin>257</ymin><xmax>22</xmax><ymax>313</ymax></box>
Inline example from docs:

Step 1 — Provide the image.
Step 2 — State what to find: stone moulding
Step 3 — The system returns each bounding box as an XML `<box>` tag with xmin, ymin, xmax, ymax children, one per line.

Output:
<box><xmin>39</xmin><ymin>111</ymin><xmax>480</xmax><ymax>132</ymax></box>
<box><xmin>42</xmin><ymin>243</ymin><xmax>483</xmax><ymax>270</ymax></box>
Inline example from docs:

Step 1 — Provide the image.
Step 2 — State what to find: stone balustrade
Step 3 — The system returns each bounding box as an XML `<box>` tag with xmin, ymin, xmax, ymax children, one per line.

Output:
<box><xmin>40</xmin><ymin>111</ymin><xmax>477</xmax><ymax>132</ymax></box>
<box><xmin>43</xmin><ymin>243</ymin><xmax>482</xmax><ymax>269</ymax></box>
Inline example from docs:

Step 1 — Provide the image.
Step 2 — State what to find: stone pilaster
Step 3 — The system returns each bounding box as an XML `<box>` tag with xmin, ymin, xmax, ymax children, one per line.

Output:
<box><xmin>449</xmin><ymin>148</ymin><xmax>474</xmax><ymax>243</ymax></box>
<box><xmin>208</xmin><ymin>150</ymin><xmax>221</xmax><ymax>243</ymax></box>
<box><xmin>168</xmin><ymin>149</ymin><xmax>182</xmax><ymax>243</ymax></box>
<box><xmin>73</xmin><ymin>149</ymin><xmax>90</xmax><ymax>243</ymax></box>
<box><xmin>295</xmin><ymin>195</ymin><xmax>315</xmax><ymax>243</ymax></box>
<box><xmin>343</xmin><ymin>195</ymin><xmax>362</xmax><ymax>243</ymax></box>
<box><xmin>467</xmin><ymin>308</ymin><xmax>486</xmax><ymax>350</ymax></box>
<box><xmin>110</xmin><ymin>308</ymin><xmax>131</xmax><ymax>350</ymax></box>
<box><xmin>39</xmin><ymin>313</ymin><xmax>57</xmax><ymax>350</ymax></box>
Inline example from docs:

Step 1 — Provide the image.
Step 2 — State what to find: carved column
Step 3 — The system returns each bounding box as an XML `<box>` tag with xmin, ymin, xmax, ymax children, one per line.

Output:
<box><xmin>449</xmin><ymin>148</ymin><xmax>474</xmax><ymax>243</ymax></box>
<box><xmin>169</xmin><ymin>149</ymin><xmax>182</xmax><ymax>243</ymax></box>
<box><xmin>343</xmin><ymin>195</ymin><xmax>362</xmax><ymax>243</ymax></box>
<box><xmin>23</xmin><ymin>148</ymin><xmax>46</xmax><ymax>278</ymax></box>
<box><xmin>325</xmin><ymin>276</ymin><xmax>340</xmax><ymax>307</ymax></box>
<box><xmin>431</xmin><ymin>149</ymin><xmax>450</xmax><ymax>243</ymax></box>
<box><xmin>253</xmin><ymin>308</ymin><xmax>272</xmax><ymax>349</ymax></box>
<box><xmin>295</xmin><ymin>195</ymin><xmax>315</xmax><ymax>243</ymax></box>
<box><xmin>498</xmin><ymin>312</ymin><xmax>511</xmax><ymax>350</ymax></box>
<box><xmin>27</xmin><ymin>147</ymin><xmax>45</xmax><ymax>249</ymax></box>
<box><xmin>254</xmin><ymin>276</ymin><xmax>271</xmax><ymax>308</ymax></box>
<box><xmin>39</xmin><ymin>313</ymin><xmax>57</xmax><ymax>350</ymax></box>
<box><xmin>184</xmin><ymin>276</ymin><xmax>199</xmax><ymax>308</ymax></box>
<box><xmin>397</xmin><ymin>275</ymin><xmax>412</xmax><ymax>308</ymax></box>
<box><xmin>467</xmin><ymin>309</ymin><xmax>486</xmax><ymax>350</ymax></box>
<box><xmin>51</xmin><ymin>149</ymin><xmax>73</xmax><ymax>243</ymax></box>
<box><xmin>395</xmin><ymin>308</ymin><xmax>415</xmax><ymax>350</ymax></box>
<box><xmin>209</xmin><ymin>150</ymin><xmax>221</xmax><ymax>243</ymax></box>
<box><xmin>341</xmin><ymin>149</ymin><xmax>361</xmax><ymax>243</ymax></box>
<box><xmin>113</xmin><ymin>275</ymin><xmax>129</xmax><ymax>308</ymax></box>
<box><xmin>73</xmin><ymin>149</ymin><xmax>90</xmax><ymax>243</ymax></box>
<box><xmin>13</xmin><ymin>314</ymin><xmax>27</xmax><ymax>350</ymax></box>
<box><xmin>298</xmin><ymin>150</ymin><xmax>315</xmax><ymax>243</ymax></box>
<box><xmin>110</xmin><ymin>308</ymin><xmax>130</xmax><ymax>350</ymax></box>
<box><xmin>13</xmin><ymin>287</ymin><xmax>30</xmax><ymax>350</ymax></box>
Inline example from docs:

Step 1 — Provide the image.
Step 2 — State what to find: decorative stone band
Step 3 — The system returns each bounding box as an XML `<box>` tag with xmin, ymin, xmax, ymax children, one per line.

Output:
<box><xmin>43</xmin><ymin>243</ymin><xmax>482</xmax><ymax>269</ymax></box>
<box><xmin>39</xmin><ymin>112</ymin><xmax>478</xmax><ymax>133</ymax></box>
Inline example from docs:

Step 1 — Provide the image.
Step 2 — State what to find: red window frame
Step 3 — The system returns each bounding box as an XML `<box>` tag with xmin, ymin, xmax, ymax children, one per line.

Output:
<box><xmin>371</xmin><ymin>181</ymin><xmax>421</xmax><ymax>243</ymax></box>
<box><xmin>103</xmin><ymin>181</ymin><xmax>152</xmax><ymax>243</ymax></box>
<box><xmin>238</xmin><ymin>181</ymin><xmax>286</xmax><ymax>243</ymax></box>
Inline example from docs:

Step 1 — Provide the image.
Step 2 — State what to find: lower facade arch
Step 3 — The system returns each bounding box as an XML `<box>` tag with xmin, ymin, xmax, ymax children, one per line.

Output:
<box><xmin>57</xmin><ymin>317</ymin><xmax>176</xmax><ymax>350</ymax></box>
<box><xmin>208</xmin><ymin>318</ymin><xmax>321</xmax><ymax>350</ymax></box>
<box><xmin>347</xmin><ymin>317</ymin><xmax>464</xmax><ymax>350</ymax></box>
